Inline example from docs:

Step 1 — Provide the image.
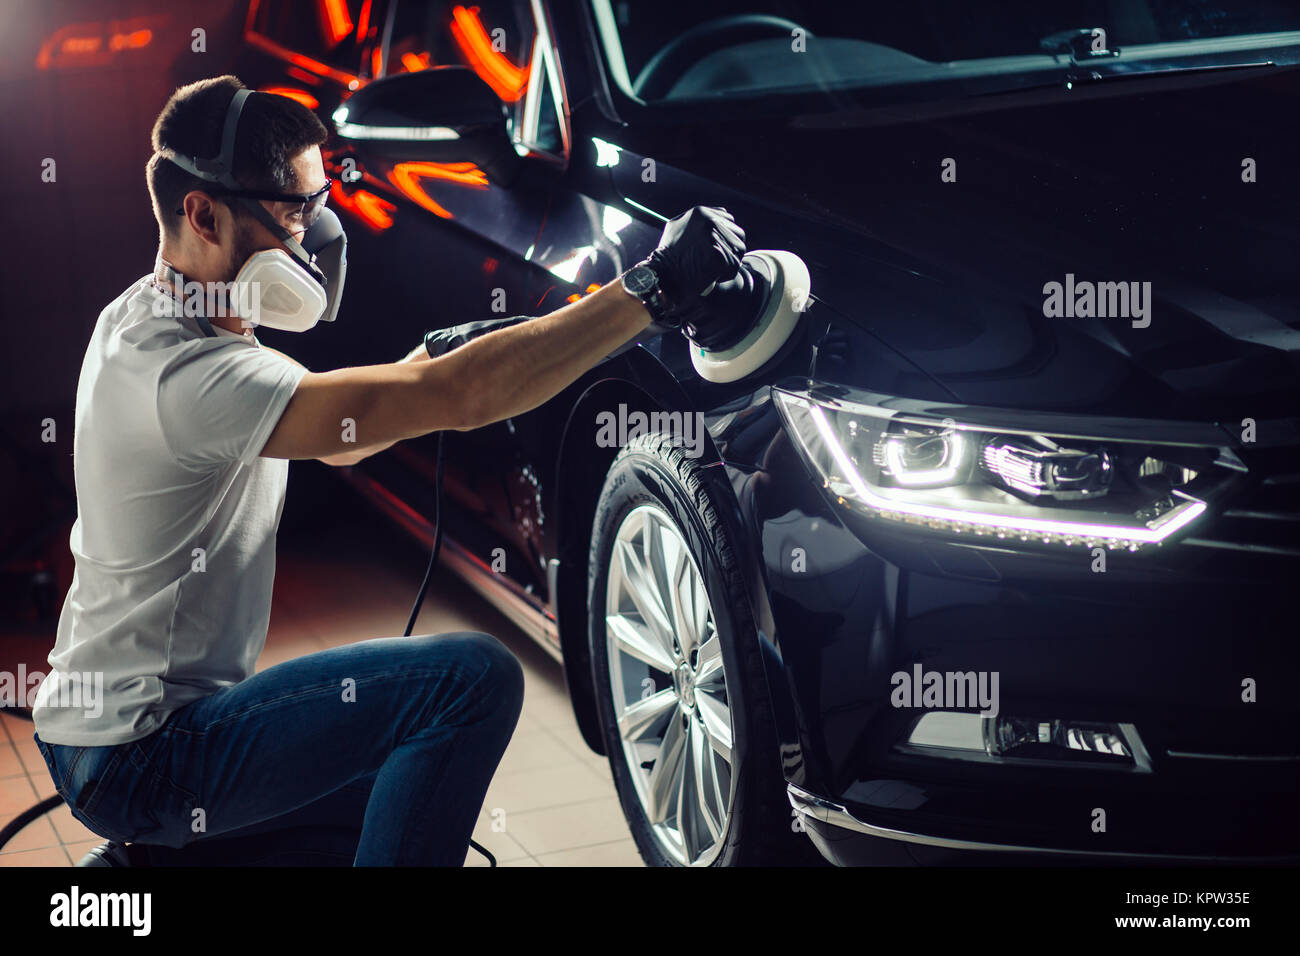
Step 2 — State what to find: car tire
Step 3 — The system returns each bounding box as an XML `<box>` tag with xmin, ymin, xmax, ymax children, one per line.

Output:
<box><xmin>588</xmin><ymin>431</ymin><xmax>823</xmax><ymax>866</ymax></box>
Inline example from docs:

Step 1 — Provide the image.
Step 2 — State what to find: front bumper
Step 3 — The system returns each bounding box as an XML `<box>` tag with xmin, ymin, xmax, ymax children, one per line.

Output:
<box><xmin>787</xmin><ymin>784</ymin><xmax>1300</xmax><ymax>865</ymax></box>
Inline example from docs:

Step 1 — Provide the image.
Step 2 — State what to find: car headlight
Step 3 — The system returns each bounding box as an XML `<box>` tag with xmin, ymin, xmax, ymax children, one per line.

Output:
<box><xmin>773</xmin><ymin>388</ymin><xmax>1237</xmax><ymax>551</ymax></box>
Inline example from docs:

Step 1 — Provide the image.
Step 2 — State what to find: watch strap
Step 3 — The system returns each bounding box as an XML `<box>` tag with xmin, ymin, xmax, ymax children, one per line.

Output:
<box><xmin>623</xmin><ymin>260</ymin><xmax>676</xmax><ymax>327</ymax></box>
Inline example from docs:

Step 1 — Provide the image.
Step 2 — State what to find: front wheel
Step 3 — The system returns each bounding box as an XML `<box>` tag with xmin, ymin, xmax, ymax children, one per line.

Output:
<box><xmin>587</xmin><ymin>431</ymin><xmax>821</xmax><ymax>866</ymax></box>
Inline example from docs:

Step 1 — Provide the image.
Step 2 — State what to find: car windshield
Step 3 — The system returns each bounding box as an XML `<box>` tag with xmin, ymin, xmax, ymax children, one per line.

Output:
<box><xmin>591</xmin><ymin>1</ymin><xmax>1300</xmax><ymax>103</ymax></box>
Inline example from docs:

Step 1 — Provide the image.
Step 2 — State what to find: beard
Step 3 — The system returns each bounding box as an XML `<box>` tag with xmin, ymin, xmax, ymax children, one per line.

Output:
<box><xmin>222</xmin><ymin>213</ymin><xmax>261</xmax><ymax>284</ymax></box>
<box><xmin>220</xmin><ymin>213</ymin><xmax>264</xmax><ymax>325</ymax></box>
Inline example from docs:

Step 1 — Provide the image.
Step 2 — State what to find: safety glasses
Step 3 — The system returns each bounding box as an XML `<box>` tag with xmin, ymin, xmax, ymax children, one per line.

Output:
<box><xmin>175</xmin><ymin>178</ymin><xmax>333</xmax><ymax>232</ymax></box>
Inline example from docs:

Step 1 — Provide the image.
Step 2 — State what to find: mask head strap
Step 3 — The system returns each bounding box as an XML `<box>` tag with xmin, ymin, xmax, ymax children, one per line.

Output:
<box><xmin>160</xmin><ymin>88</ymin><xmax>251</xmax><ymax>190</ymax></box>
<box><xmin>231</xmin><ymin>196</ymin><xmax>325</xmax><ymax>285</ymax></box>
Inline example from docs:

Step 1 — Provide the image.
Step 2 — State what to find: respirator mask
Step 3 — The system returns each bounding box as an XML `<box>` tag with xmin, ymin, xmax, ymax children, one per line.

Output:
<box><xmin>156</xmin><ymin>88</ymin><xmax>347</xmax><ymax>334</ymax></box>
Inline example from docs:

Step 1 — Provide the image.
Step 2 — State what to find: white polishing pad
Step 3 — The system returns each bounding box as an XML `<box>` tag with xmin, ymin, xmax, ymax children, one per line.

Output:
<box><xmin>690</xmin><ymin>250</ymin><xmax>810</xmax><ymax>384</ymax></box>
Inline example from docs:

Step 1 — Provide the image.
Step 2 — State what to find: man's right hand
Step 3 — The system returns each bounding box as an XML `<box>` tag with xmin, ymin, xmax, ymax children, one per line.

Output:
<box><xmin>646</xmin><ymin>206</ymin><xmax>746</xmax><ymax>323</ymax></box>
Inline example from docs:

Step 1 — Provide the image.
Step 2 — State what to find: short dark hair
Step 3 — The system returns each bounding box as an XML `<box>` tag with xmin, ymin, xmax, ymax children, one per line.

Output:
<box><xmin>147</xmin><ymin>75</ymin><xmax>328</xmax><ymax>238</ymax></box>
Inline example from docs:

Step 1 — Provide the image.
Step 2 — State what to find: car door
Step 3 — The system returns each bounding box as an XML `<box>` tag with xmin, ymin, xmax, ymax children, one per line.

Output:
<box><xmin>334</xmin><ymin>0</ymin><xmax>575</xmax><ymax>629</ymax></box>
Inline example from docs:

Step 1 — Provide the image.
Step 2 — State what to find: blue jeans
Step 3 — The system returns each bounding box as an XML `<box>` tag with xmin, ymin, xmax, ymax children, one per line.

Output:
<box><xmin>34</xmin><ymin>631</ymin><xmax>525</xmax><ymax>866</ymax></box>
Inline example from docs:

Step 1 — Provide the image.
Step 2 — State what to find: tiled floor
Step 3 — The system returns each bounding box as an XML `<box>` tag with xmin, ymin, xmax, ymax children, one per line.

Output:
<box><xmin>0</xmin><ymin>476</ymin><xmax>644</xmax><ymax>867</ymax></box>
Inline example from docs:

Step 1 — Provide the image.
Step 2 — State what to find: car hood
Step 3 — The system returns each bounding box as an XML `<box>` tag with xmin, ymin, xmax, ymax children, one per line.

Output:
<box><xmin>614</xmin><ymin>65</ymin><xmax>1300</xmax><ymax>423</ymax></box>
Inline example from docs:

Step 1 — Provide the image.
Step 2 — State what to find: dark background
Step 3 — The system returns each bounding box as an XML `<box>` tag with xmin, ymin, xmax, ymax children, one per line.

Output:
<box><xmin>0</xmin><ymin>0</ymin><xmax>253</xmax><ymax>633</ymax></box>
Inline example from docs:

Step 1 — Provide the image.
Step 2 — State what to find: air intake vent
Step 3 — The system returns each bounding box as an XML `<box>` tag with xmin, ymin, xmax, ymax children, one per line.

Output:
<box><xmin>1183</xmin><ymin>448</ymin><xmax>1300</xmax><ymax>557</ymax></box>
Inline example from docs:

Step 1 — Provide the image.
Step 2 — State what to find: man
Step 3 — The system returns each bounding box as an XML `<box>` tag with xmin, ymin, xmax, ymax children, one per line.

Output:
<box><xmin>29</xmin><ymin>75</ymin><xmax>747</xmax><ymax>866</ymax></box>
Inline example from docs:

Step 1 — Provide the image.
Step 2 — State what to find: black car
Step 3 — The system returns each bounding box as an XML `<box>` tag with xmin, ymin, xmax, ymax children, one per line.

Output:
<box><xmin>234</xmin><ymin>0</ymin><xmax>1300</xmax><ymax>866</ymax></box>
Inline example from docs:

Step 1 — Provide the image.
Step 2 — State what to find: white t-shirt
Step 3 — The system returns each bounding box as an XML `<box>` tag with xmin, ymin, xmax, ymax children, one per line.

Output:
<box><xmin>32</xmin><ymin>274</ymin><xmax>308</xmax><ymax>746</ymax></box>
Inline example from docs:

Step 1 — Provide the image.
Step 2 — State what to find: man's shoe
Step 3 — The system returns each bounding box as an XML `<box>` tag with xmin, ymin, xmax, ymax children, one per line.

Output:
<box><xmin>75</xmin><ymin>841</ymin><xmax>137</xmax><ymax>866</ymax></box>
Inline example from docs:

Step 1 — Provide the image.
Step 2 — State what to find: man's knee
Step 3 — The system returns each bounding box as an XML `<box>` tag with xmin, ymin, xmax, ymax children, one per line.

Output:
<box><xmin>428</xmin><ymin>631</ymin><xmax>525</xmax><ymax>713</ymax></box>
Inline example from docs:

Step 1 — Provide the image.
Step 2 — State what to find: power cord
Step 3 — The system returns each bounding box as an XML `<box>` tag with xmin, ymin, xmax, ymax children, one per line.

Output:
<box><xmin>0</xmin><ymin>707</ymin><xmax>63</xmax><ymax>853</ymax></box>
<box><xmin>400</xmin><ymin>431</ymin><xmax>497</xmax><ymax>868</ymax></box>
<box><xmin>402</xmin><ymin>431</ymin><xmax>447</xmax><ymax>638</ymax></box>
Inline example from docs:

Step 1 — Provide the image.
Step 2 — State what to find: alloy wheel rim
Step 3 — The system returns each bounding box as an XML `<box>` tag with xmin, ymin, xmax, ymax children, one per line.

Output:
<box><xmin>605</xmin><ymin>503</ymin><xmax>734</xmax><ymax>866</ymax></box>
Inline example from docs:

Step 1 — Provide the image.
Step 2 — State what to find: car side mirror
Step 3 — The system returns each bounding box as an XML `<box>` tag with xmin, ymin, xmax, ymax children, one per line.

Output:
<box><xmin>332</xmin><ymin>66</ymin><xmax>522</xmax><ymax>184</ymax></box>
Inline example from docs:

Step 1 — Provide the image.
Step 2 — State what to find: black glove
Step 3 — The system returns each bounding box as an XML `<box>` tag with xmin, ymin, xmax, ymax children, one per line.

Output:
<box><xmin>423</xmin><ymin>314</ymin><xmax>535</xmax><ymax>358</ymax></box>
<box><xmin>646</xmin><ymin>206</ymin><xmax>746</xmax><ymax>323</ymax></box>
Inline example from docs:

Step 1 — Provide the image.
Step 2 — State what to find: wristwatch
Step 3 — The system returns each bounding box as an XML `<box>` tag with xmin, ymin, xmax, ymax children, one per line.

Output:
<box><xmin>620</xmin><ymin>260</ymin><xmax>675</xmax><ymax>326</ymax></box>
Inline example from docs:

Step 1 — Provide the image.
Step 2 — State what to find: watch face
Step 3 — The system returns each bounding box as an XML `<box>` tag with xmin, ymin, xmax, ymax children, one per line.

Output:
<box><xmin>624</xmin><ymin>265</ymin><xmax>658</xmax><ymax>296</ymax></box>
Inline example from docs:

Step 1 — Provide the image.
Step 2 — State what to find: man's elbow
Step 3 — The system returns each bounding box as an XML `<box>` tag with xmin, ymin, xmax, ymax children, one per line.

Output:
<box><xmin>319</xmin><ymin>450</ymin><xmax>365</xmax><ymax>467</ymax></box>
